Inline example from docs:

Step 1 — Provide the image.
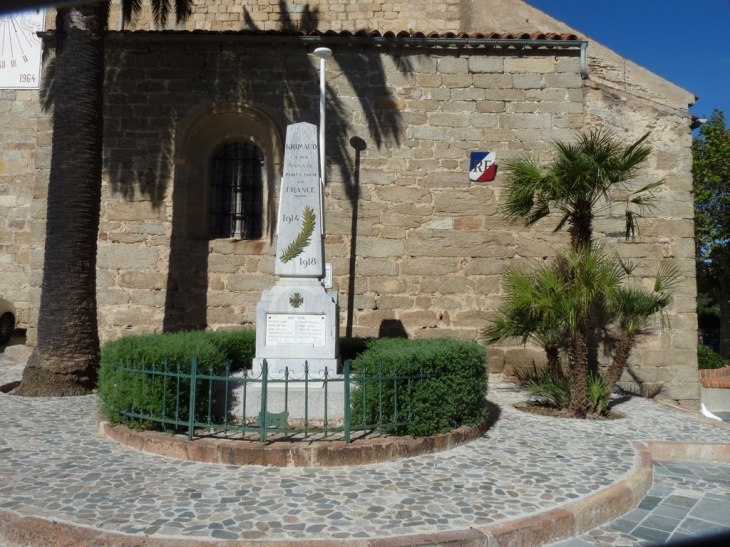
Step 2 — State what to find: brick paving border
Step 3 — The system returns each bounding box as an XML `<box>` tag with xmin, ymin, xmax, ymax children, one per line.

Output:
<box><xmin>699</xmin><ymin>365</ymin><xmax>730</xmax><ymax>389</ymax></box>
<box><xmin>99</xmin><ymin>416</ymin><xmax>491</xmax><ymax>467</ymax></box>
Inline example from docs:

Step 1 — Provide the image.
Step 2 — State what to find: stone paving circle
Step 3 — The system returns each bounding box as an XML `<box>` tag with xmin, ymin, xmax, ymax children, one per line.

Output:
<box><xmin>2</xmin><ymin>362</ymin><xmax>730</xmax><ymax>546</ymax></box>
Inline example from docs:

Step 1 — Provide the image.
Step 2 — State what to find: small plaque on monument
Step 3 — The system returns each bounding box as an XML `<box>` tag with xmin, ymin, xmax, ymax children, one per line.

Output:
<box><xmin>265</xmin><ymin>314</ymin><xmax>326</xmax><ymax>347</ymax></box>
<box><xmin>275</xmin><ymin>123</ymin><xmax>323</xmax><ymax>278</ymax></box>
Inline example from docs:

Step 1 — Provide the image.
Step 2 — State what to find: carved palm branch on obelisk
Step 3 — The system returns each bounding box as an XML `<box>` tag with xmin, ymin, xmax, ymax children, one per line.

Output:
<box><xmin>280</xmin><ymin>206</ymin><xmax>316</xmax><ymax>263</ymax></box>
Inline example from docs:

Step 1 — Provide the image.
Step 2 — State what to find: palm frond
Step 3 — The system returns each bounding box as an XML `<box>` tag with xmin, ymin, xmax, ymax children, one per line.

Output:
<box><xmin>616</xmin><ymin>255</ymin><xmax>636</xmax><ymax>276</ymax></box>
<box><xmin>633</xmin><ymin>180</ymin><xmax>665</xmax><ymax>195</ymax></box>
<box><xmin>614</xmin><ymin>132</ymin><xmax>653</xmax><ymax>179</ymax></box>
<box><xmin>502</xmin><ymin>155</ymin><xmax>551</xmax><ymax>225</ymax></box>
<box><xmin>151</xmin><ymin>0</ymin><xmax>172</xmax><ymax>27</ymax></box>
<box><xmin>654</xmin><ymin>261</ymin><xmax>681</xmax><ymax>294</ymax></box>
<box><xmin>174</xmin><ymin>0</ymin><xmax>193</xmax><ymax>25</ymax></box>
<box><xmin>479</xmin><ymin>261</ymin><xmax>569</xmax><ymax>352</ymax></box>
<box><xmin>122</xmin><ymin>0</ymin><xmax>143</xmax><ymax>25</ymax></box>
<box><xmin>503</xmin><ymin>130</ymin><xmax>655</xmax><ymax>240</ymax></box>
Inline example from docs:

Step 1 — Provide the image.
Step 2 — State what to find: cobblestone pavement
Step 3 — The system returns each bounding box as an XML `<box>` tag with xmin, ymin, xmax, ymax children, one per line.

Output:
<box><xmin>550</xmin><ymin>461</ymin><xmax>730</xmax><ymax>546</ymax></box>
<box><xmin>2</xmin><ymin>362</ymin><xmax>730</xmax><ymax>543</ymax></box>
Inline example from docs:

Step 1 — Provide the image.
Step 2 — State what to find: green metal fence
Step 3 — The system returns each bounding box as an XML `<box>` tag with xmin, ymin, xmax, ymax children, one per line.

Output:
<box><xmin>111</xmin><ymin>358</ymin><xmax>436</xmax><ymax>443</ymax></box>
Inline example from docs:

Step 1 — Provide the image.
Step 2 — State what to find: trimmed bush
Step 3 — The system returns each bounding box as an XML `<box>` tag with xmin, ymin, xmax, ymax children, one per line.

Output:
<box><xmin>698</xmin><ymin>344</ymin><xmax>726</xmax><ymax>370</ymax></box>
<box><xmin>350</xmin><ymin>338</ymin><xmax>488</xmax><ymax>436</ymax></box>
<box><xmin>97</xmin><ymin>329</ymin><xmax>255</xmax><ymax>430</ymax></box>
<box><xmin>339</xmin><ymin>336</ymin><xmax>371</xmax><ymax>361</ymax></box>
<box><xmin>206</xmin><ymin>329</ymin><xmax>256</xmax><ymax>371</ymax></box>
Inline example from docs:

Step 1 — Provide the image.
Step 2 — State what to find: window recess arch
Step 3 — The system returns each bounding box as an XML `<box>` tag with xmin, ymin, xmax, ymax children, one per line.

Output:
<box><xmin>173</xmin><ymin>103</ymin><xmax>283</xmax><ymax>241</ymax></box>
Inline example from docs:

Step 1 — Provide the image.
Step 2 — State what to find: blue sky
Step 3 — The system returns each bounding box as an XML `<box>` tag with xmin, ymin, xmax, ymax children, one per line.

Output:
<box><xmin>527</xmin><ymin>0</ymin><xmax>730</xmax><ymax>122</ymax></box>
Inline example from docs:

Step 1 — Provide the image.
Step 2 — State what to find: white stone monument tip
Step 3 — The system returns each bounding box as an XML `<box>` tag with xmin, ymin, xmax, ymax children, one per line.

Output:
<box><xmin>275</xmin><ymin>122</ymin><xmax>323</xmax><ymax>278</ymax></box>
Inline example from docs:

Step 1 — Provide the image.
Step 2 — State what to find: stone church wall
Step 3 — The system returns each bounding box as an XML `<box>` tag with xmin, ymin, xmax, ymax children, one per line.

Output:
<box><xmin>0</xmin><ymin>87</ymin><xmax>50</xmax><ymax>331</ymax></box>
<box><xmin>84</xmin><ymin>36</ymin><xmax>698</xmax><ymax>406</ymax></box>
<box><xmin>114</xmin><ymin>0</ymin><xmax>462</xmax><ymax>33</ymax></box>
<box><xmin>0</xmin><ymin>0</ymin><xmax>700</xmax><ymax>407</ymax></box>
<box><xmin>94</xmin><ymin>39</ymin><xmax>584</xmax><ymax>346</ymax></box>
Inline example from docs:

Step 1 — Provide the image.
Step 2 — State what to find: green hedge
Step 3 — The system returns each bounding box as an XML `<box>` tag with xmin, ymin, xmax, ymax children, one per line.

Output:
<box><xmin>206</xmin><ymin>329</ymin><xmax>256</xmax><ymax>371</ymax></box>
<box><xmin>98</xmin><ymin>331</ymin><xmax>488</xmax><ymax>438</ymax></box>
<box><xmin>350</xmin><ymin>338</ymin><xmax>488</xmax><ymax>436</ymax></box>
<box><xmin>97</xmin><ymin>329</ymin><xmax>255</xmax><ymax>430</ymax></box>
<box><xmin>698</xmin><ymin>344</ymin><xmax>726</xmax><ymax>370</ymax></box>
<box><xmin>339</xmin><ymin>337</ymin><xmax>371</xmax><ymax>361</ymax></box>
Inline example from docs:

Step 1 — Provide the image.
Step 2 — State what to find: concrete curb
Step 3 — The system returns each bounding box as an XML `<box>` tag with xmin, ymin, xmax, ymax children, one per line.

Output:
<box><xmin>98</xmin><ymin>416</ymin><xmax>491</xmax><ymax>467</ymax></box>
<box><xmin>652</xmin><ymin>399</ymin><xmax>730</xmax><ymax>429</ymax></box>
<box><xmin>6</xmin><ymin>439</ymin><xmax>722</xmax><ymax>547</ymax></box>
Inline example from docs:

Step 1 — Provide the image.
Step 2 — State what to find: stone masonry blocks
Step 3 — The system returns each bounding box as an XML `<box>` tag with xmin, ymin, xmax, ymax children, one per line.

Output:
<box><xmin>5</xmin><ymin>30</ymin><xmax>698</xmax><ymax>407</ymax></box>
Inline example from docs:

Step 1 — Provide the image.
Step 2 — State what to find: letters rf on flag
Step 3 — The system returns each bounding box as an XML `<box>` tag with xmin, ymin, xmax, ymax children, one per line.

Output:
<box><xmin>469</xmin><ymin>151</ymin><xmax>497</xmax><ymax>182</ymax></box>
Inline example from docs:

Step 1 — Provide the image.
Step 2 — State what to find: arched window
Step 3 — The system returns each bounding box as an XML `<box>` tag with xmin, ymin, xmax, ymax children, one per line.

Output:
<box><xmin>210</xmin><ymin>142</ymin><xmax>264</xmax><ymax>239</ymax></box>
<box><xmin>174</xmin><ymin>103</ymin><xmax>282</xmax><ymax>241</ymax></box>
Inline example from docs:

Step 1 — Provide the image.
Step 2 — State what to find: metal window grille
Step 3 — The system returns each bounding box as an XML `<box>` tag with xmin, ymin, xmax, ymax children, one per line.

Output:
<box><xmin>210</xmin><ymin>142</ymin><xmax>264</xmax><ymax>239</ymax></box>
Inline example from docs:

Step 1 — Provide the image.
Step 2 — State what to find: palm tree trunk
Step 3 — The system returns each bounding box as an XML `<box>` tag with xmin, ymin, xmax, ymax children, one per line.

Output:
<box><xmin>568</xmin><ymin>330</ymin><xmax>589</xmax><ymax>418</ymax></box>
<box><xmin>14</xmin><ymin>4</ymin><xmax>107</xmax><ymax>396</ymax></box>
<box><xmin>546</xmin><ymin>345</ymin><xmax>563</xmax><ymax>379</ymax></box>
<box><xmin>603</xmin><ymin>329</ymin><xmax>635</xmax><ymax>397</ymax></box>
<box><xmin>569</xmin><ymin>210</ymin><xmax>593</xmax><ymax>249</ymax></box>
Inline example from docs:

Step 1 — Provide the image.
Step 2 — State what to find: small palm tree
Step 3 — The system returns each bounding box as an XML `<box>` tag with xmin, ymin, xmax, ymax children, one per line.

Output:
<box><xmin>552</xmin><ymin>245</ymin><xmax>623</xmax><ymax>417</ymax></box>
<box><xmin>602</xmin><ymin>262</ymin><xmax>679</xmax><ymax>396</ymax></box>
<box><xmin>482</xmin><ymin>244</ymin><xmax>624</xmax><ymax>417</ymax></box>
<box><xmin>479</xmin><ymin>264</ymin><xmax>566</xmax><ymax>379</ymax></box>
<box><xmin>494</xmin><ymin>130</ymin><xmax>662</xmax><ymax>418</ymax></box>
<box><xmin>503</xmin><ymin>130</ymin><xmax>659</xmax><ymax>249</ymax></box>
<box><xmin>483</xmin><ymin>245</ymin><xmax>678</xmax><ymax>417</ymax></box>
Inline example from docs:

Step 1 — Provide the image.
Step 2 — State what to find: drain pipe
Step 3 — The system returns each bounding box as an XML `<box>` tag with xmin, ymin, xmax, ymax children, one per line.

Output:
<box><xmin>580</xmin><ymin>41</ymin><xmax>588</xmax><ymax>79</ymax></box>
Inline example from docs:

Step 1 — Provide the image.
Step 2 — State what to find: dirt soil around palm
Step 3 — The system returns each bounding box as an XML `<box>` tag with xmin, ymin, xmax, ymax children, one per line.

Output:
<box><xmin>513</xmin><ymin>402</ymin><xmax>625</xmax><ymax>420</ymax></box>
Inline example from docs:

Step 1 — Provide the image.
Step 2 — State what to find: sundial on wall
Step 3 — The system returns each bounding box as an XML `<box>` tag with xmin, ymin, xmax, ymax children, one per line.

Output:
<box><xmin>0</xmin><ymin>9</ymin><xmax>45</xmax><ymax>89</ymax></box>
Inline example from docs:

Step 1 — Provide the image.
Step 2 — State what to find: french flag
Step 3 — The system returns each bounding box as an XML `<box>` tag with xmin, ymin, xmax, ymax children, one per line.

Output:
<box><xmin>469</xmin><ymin>151</ymin><xmax>497</xmax><ymax>182</ymax></box>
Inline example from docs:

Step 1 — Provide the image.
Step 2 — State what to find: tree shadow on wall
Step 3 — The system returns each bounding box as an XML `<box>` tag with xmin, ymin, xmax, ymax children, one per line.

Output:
<box><xmin>95</xmin><ymin>1</ymin><xmax>411</xmax><ymax>334</ymax></box>
<box><xmin>244</xmin><ymin>2</ymin><xmax>411</xmax><ymax>337</ymax></box>
<box><xmin>243</xmin><ymin>0</ymin><xmax>409</xmax><ymax>195</ymax></box>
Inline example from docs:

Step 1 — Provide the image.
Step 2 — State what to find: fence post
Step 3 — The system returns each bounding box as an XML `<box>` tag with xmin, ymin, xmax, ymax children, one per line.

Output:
<box><xmin>324</xmin><ymin>365</ymin><xmax>329</xmax><ymax>437</ymax></box>
<box><xmin>260</xmin><ymin>360</ymin><xmax>268</xmax><ymax>443</ymax></box>
<box><xmin>304</xmin><ymin>361</ymin><xmax>309</xmax><ymax>438</ymax></box>
<box><xmin>188</xmin><ymin>356</ymin><xmax>198</xmax><ymax>441</ymax></box>
<box><xmin>344</xmin><ymin>360</ymin><xmax>351</xmax><ymax>443</ymax></box>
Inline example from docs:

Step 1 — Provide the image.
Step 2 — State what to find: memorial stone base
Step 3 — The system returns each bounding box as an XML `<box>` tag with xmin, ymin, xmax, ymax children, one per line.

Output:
<box><xmin>253</xmin><ymin>278</ymin><xmax>340</xmax><ymax>378</ymax></box>
<box><xmin>227</xmin><ymin>374</ymin><xmax>346</xmax><ymax>424</ymax></box>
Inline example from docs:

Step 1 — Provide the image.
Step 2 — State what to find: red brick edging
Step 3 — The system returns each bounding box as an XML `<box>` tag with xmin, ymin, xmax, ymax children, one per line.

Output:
<box><xmin>700</xmin><ymin>365</ymin><xmax>730</xmax><ymax>389</ymax></box>
<box><xmin>98</xmin><ymin>416</ymin><xmax>491</xmax><ymax>467</ymax></box>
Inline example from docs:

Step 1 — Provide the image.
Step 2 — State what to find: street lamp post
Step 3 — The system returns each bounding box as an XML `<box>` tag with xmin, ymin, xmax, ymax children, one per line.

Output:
<box><xmin>312</xmin><ymin>46</ymin><xmax>332</xmax><ymax>234</ymax></box>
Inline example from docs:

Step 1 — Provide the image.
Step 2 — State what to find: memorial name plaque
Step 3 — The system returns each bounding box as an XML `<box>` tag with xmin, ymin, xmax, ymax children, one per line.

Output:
<box><xmin>266</xmin><ymin>314</ymin><xmax>326</xmax><ymax>347</ymax></box>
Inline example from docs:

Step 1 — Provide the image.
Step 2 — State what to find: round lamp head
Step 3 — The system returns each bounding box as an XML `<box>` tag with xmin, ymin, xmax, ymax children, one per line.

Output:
<box><xmin>313</xmin><ymin>47</ymin><xmax>333</xmax><ymax>59</ymax></box>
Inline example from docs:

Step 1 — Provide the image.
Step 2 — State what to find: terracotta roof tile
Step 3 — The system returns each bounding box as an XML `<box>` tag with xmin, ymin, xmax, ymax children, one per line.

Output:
<box><xmin>100</xmin><ymin>28</ymin><xmax>582</xmax><ymax>43</ymax></box>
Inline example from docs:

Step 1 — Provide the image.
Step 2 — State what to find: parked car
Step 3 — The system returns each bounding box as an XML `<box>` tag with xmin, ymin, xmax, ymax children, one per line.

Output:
<box><xmin>0</xmin><ymin>296</ymin><xmax>16</xmax><ymax>345</ymax></box>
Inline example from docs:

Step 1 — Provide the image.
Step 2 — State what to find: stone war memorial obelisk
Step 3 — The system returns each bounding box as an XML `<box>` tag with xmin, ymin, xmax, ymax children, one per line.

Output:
<box><xmin>253</xmin><ymin>122</ymin><xmax>340</xmax><ymax>378</ymax></box>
